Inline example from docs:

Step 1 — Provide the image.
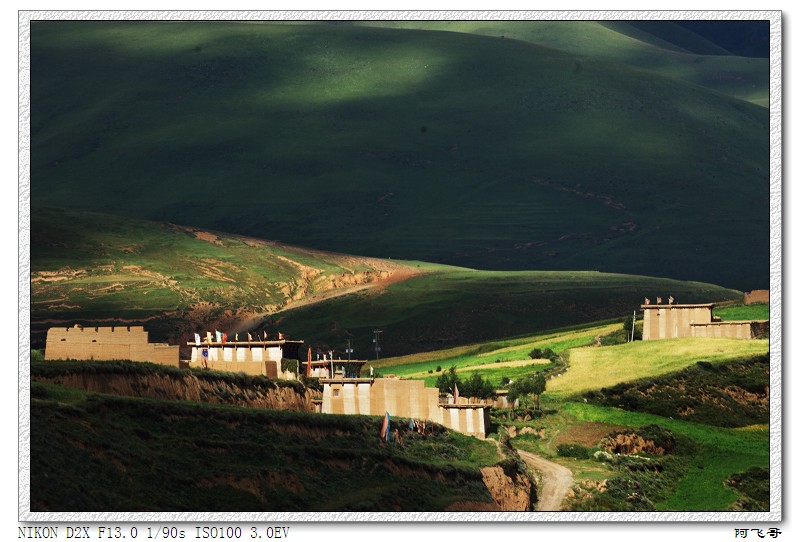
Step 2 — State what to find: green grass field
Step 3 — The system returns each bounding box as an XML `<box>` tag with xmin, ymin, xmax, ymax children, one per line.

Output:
<box><xmin>374</xmin><ymin>323</ymin><xmax>618</xmax><ymax>375</ymax></box>
<box><xmin>30</xmin><ymin>21</ymin><xmax>769</xmax><ymax>290</ymax></box>
<box><xmin>548</xmin><ymin>337</ymin><xmax>769</xmax><ymax>397</ymax></box>
<box><xmin>714</xmin><ymin>303</ymin><xmax>769</xmax><ymax>321</ymax></box>
<box><xmin>560</xmin><ymin>402</ymin><xmax>769</xmax><ymax>511</ymax></box>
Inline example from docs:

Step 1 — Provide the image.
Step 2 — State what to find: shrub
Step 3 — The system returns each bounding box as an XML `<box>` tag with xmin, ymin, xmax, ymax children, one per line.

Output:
<box><xmin>299</xmin><ymin>376</ymin><xmax>321</xmax><ymax>392</ymax></box>
<box><xmin>280</xmin><ymin>358</ymin><xmax>299</xmax><ymax>373</ymax></box>
<box><xmin>557</xmin><ymin>443</ymin><xmax>592</xmax><ymax>459</ymax></box>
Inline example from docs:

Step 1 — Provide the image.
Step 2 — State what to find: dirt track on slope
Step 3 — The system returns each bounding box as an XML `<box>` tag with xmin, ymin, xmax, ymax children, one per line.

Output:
<box><xmin>517</xmin><ymin>450</ymin><xmax>573</xmax><ymax>511</ymax></box>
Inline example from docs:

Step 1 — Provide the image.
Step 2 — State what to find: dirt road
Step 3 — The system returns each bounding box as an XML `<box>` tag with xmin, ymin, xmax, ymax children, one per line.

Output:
<box><xmin>517</xmin><ymin>450</ymin><xmax>573</xmax><ymax>511</ymax></box>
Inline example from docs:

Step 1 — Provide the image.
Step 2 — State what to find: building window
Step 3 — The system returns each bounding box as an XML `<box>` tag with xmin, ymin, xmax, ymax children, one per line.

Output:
<box><xmin>333</xmin><ymin>389</ymin><xmax>340</xmax><ymax>397</ymax></box>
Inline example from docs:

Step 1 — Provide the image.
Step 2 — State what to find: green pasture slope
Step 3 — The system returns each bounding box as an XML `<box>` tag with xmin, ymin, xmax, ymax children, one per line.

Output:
<box><xmin>508</xmin><ymin>333</ymin><xmax>769</xmax><ymax>511</ymax></box>
<box><xmin>561</xmin><ymin>403</ymin><xmax>769</xmax><ymax>511</ymax></box>
<box><xmin>352</xmin><ymin>21</ymin><xmax>769</xmax><ymax>105</ymax></box>
<box><xmin>31</xmin><ymin>21</ymin><xmax>769</xmax><ymax>290</ymax></box>
<box><xmin>30</xmin><ymin>381</ymin><xmax>504</xmax><ymax>511</ymax></box>
<box><xmin>30</xmin><ymin>207</ymin><xmax>421</xmax><ymax>345</ymax></box>
<box><xmin>714</xmin><ymin>303</ymin><xmax>770</xmax><ymax>321</ymax></box>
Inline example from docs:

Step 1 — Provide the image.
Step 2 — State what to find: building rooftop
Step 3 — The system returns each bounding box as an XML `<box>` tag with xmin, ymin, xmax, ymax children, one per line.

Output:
<box><xmin>186</xmin><ymin>339</ymin><xmax>303</xmax><ymax>347</ymax></box>
<box><xmin>640</xmin><ymin>303</ymin><xmax>715</xmax><ymax>309</ymax></box>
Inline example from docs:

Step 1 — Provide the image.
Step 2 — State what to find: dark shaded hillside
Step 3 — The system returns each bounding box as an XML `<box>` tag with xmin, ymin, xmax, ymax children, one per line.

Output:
<box><xmin>31</xmin><ymin>22</ymin><xmax>769</xmax><ymax>289</ymax></box>
<box><xmin>30</xmin><ymin>382</ymin><xmax>531</xmax><ymax>511</ymax></box>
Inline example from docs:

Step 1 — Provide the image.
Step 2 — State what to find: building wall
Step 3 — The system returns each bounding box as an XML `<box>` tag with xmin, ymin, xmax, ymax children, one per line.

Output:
<box><xmin>45</xmin><ymin>326</ymin><xmax>179</xmax><ymax>366</ymax></box>
<box><xmin>188</xmin><ymin>346</ymin><xmax>286</xmax><ymax>377</ymax></box>
<box><xmin>322</xmin><ymin>378</ymin><xmax>487</xmax><ymax>437</ymax></box>
<box><xmin>744</xmin><ymin>290</ymin><xmax>769</xmax><ymax>305</ymax></box>
<box><xmin>691</xmin><ymin>321</ymin><xmax>769</xmax><ymax>339</ymax></box>
<box><xmin>642</xmin><ymin>306</ymin><xmax>713</xmax><ymax>340</ymax></box>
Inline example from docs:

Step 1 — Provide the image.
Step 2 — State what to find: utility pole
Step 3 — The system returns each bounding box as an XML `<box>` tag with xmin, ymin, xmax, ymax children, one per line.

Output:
<box><xmin>373</xmin><ymin>329</ymin><xmax>383</xmax><ymax>361</ymax></box>
<box><xmin>345</xmin><ymin>339</ymin><xmax>353</xmax><ymax>362</ymax></box>
<box><xmin>630</xmin><ymin>310</ymin><xmax>636</xmax><ymax>342</ymax></box>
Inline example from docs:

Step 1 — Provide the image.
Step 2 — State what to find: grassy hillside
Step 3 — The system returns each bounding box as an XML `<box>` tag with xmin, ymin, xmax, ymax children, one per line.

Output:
<box><xmin>269</xmin><ymin>272</ymin><xmax>740</xmax><ymax>357</ymax></box>
<box><xmin>547</xmin><ymin>337</ymin><xmax>769</xmax><ymax>397</ymax></box>
<box><xmin>465</xmin><ymin>321</ymin><xmax>771</xmax><ymax>511</ymax></box>
<box><xmin>352</xmin><ymin>21</ymin><xmax>769</xmax><ymax>105</ymax></box>
<box><xmin>30</xmin><ymin>382</ymin><xmax>512</xmax><ymax>511</ymax></box>
<box><xmin>30</xmin><ymin>207</ymin><xmax>422</xmax><ymax>347</ymax></box>
<box><xmin>30</xmin><ymin>21</ymin><xmax>769</xmax><ymax>290</ymax></box>
<box><xmin>582</xmin><ymin>354</ymin><xmax>769</xmax><ymax>428</ymax></box>
<box><xmin>517</xmin><ymin>401</ymin><xmax>770</xmax><ymax>511</ymax></box>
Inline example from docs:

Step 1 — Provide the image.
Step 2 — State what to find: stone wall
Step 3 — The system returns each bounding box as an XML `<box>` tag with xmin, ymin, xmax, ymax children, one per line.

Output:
<box><xmin>45</xmin><ymin>326</ymin><xmax>179</xmax><ymax>366</ymax></box>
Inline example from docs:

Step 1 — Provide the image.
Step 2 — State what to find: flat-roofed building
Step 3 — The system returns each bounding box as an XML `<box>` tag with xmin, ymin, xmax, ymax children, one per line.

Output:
<box><xmin>45</xmin><ymin>325</ymin><xmax>179</xmax><ymax>366</ymax></box>
<box><xmin>641</xmin><ymin>303</ymin><xmax>769</xmax><ymax>340</ymax></box>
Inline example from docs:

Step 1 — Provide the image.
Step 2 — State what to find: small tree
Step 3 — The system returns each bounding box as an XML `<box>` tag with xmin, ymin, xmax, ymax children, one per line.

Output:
<box><xmin>508</xmin><ymin>373</ymin><xmax>548</xmax><ymax>412</ymax></box>
<box><xmin>529</xmin><ymin>347</ymin><xmax>558</xmax><ymax>362</ymax></box>
<box><xmin>462</xmin><ymin>372</ymin><xmax>495</xmax><ymax>399</ymax></box>
<box><xmin>531</xmin><ymin>372</ymin><xmax>547</xmax><ymax>410</ymax></box>
<box><xmin>623</xmin><ymin>314</ymin><xmax>641</xmax><ymax>341</ymax></box>
<box><xmin>435</xmin><ymin>365</ymin><xmax>461</xmax><ymax>396</ymax></box>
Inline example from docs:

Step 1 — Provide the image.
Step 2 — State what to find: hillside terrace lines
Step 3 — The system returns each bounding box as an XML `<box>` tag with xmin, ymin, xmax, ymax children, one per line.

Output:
<box><xmin>530</xmin><ymin>177</ymin><xmax>628</xmax><ymax>211</ymax></box>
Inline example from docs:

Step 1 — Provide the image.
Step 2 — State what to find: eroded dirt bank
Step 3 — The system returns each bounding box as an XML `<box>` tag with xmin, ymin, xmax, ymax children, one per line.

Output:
<box><xmin>33</xmin><ymin>372</ymin><xmax>316</xmax><ymax>412</ymax></box>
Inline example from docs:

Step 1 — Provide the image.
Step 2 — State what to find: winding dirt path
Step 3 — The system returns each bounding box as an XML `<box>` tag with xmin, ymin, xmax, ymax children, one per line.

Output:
<box><xmin>517</xmin><ymin>450</ymin><xmax>573</xmax><ymax>511</ymax></box>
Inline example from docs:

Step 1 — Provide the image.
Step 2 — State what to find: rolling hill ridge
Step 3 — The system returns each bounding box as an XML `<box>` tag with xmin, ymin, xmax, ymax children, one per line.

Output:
<box><xmin>31</xmin><ymin>208</ymin><xmax>742</xmax><ymax>356</ymax></box>
<box><xmin>30</xmin><ymin>21</ymin><xmax>769</xmax><ymax>290</ymax></box>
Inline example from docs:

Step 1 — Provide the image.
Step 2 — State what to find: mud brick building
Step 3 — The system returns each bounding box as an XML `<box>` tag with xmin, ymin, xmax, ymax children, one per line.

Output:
<box><xmin>45</xmin><ymin>325</ymin><xmax>179</xmax><ymax>365</ymax></box>
<box><xmin>641</xmin><ymin>303</ymin><xmax>768</xmax><ymax>341</ymax></box>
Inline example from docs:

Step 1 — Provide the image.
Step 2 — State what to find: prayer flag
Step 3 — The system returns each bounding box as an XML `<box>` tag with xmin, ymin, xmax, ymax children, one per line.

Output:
<box><xmin>657</xmin><ymin>297</ymin><xmax>663</xmax><ymax>304</ymax></box>
<box><xmin>215</xmin><ymin>330</ymin><xmax>222</xmax><ymax>343</ymax></box>
<box><xmin>644</xmin><ymin>297</ymin><xmax>650</xmax><ymax>305</ymax></box>
<box><xmin>222</xmin><ymin>333</ymin><xmax>227</xmax><ymax>344</ymax></box>
<box><xmin>206</xmin><ymin>331</ymin><xmax>213</xmax><ymax>344</ymax></box>
<box><xmin>409</xmin><ymin>418</ymin><xmax>415</xmax><ymax>430</ymax></box>
<box><xmin>380</xmin><ymin>411</ymin><xmax>391</xmax><ymax>441</ymax></box>
<box><xmin>194</xmin><ymin>333</ymin><xmax>201</xmax><ymax>346</ymax></box>
<box><xmin>248</xmin><ymin>332</ymin><xmax>253</xmax><ymax>342</ymax></box>
<box><xmin>201</xmin><ymin>349</ymin><xmax>208</xmax><ymax>358</ymax></box>
<box><xmin>278</xmin><ymin>332</ymin><xmax>284</xmax><ymax>340</ymax></box>
<box><xmin>669</xmin><ymin>296</ymin><xmax>674</xmax><ymax>304</ymax></box>
<box><xmin>453</xmin><ymin>383</ymin><xmax>459</xmax><ymax>404</ymax></box>
<box><xmin>307</xmin><ymin>347</ymin><xmax>312</xmax><ymax>377</ymax></box>
<box><xmin>235</xmin><ymin>333</ymin><xmax>239</xmax><ymax>342</ymax></box>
